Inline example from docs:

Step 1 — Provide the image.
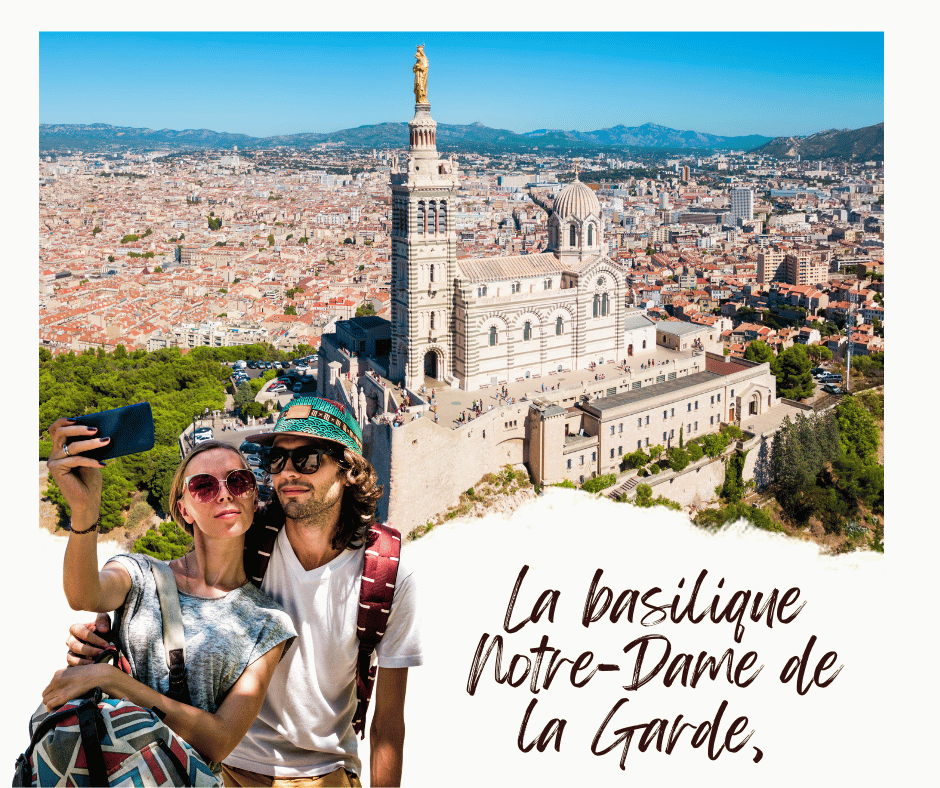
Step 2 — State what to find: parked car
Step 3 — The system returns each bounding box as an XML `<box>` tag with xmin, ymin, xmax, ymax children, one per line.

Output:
<box><xmin>251</xmin><ymin>468</ymin><xmax>268</xmax><ymax>485</ymax></box>
<box><xmin>822</xmin><ymin>383</ymin><xmax>844</xmax><ymax>395</ymax></box>
<box><xmin>269</xmin><ymin>383</ymin><xmax>287</xmax><ymax>393</ymax></box>
<box><xmin>300</xmin><ymin>375</ymin><xmax>314</xmax><ymax>384</ymax></box>
<box><xmin>292</xmin><ymin>382</ymin><xmax>304</xmax><ymax>393</ymax></box>
<box><xmin>193</xmin><ymin>426</ymin><xmax>214</xmax><ymax>445</ymax></box>
<box><xmin>811</xmin><ymin>367</ymin><xmax>828</xmax><ymax>378</ymax></box>
<box><xmin>240</xmin><ymin>440</ymin><xmax>262</xmax><ymax>455</ymax></box>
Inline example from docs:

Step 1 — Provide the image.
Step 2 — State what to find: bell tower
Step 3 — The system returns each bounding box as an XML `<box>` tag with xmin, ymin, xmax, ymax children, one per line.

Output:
<box><xmin>389</xmin><ymin>47</ymin><xmax>460</xmax><ymax>389</ymax></box>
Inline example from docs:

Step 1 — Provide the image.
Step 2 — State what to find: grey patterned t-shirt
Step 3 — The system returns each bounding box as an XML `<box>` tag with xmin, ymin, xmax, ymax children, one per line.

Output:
<box><xmin>108</xmin><ymin>553</ymin><xmax>296</xmax><ymax>715</ymax></box>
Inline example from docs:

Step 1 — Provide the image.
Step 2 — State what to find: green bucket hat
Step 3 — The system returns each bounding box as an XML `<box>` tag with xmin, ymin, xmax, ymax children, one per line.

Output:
<box><xmin>249</xmin><ymin>396</ymin><xmax>363</xmax><ymax>455</ymax></box>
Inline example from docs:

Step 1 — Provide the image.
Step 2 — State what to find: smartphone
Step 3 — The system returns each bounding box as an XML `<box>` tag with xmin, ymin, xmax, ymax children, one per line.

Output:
<box><xmin>65</xmin><ymin>402</ymin><xmax>156</xmax><ymax>461</ymax></box>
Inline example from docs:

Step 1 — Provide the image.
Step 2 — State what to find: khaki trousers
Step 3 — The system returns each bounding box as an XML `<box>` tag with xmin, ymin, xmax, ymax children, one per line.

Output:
<box><xmin>221</xmin><ymin>764</ymin><xmax>362</xmax><ymax>788</ymax></box>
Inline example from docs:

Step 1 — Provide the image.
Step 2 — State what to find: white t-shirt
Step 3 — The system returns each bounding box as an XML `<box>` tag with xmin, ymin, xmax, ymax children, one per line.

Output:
<box><xmin>224</xmin><ymin>528</ymin><xmax>423</xmax><ymax>778</ymax></box>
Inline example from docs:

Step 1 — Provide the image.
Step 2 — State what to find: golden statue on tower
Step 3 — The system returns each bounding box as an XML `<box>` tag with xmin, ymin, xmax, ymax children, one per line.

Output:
<box><xmin>413</xmin><ymin>45</ymin><xmax>429</xmax><ymax>104</ymax></box>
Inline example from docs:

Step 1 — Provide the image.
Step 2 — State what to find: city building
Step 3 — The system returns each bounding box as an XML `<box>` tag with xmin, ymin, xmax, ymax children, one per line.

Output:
<box><xmin>730</xmin><ymin>188</ymin><xmax>754</xmax><ymax>222</ymax></box>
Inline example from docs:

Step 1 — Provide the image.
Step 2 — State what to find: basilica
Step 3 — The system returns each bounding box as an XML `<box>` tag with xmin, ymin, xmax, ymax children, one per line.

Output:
<box><xmin>388</xmin><ymin>82</ymin><xmax>658</xmax><ymax>391</ymax></box>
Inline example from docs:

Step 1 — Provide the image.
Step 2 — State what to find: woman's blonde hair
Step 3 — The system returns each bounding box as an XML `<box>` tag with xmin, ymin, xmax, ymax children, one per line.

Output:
<box><xmin>167</xmin><ymin>440</ymin><xmax>252</xmax><ymax>535</ymax></box>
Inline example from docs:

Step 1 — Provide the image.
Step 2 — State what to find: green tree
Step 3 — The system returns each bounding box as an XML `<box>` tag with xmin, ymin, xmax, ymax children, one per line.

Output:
<box><xmin>806</xmin><ymin>344</ymin><xmax>833</xmax><ymax>363</ymax></box>
<box><xmin>284</xmin><ymin>305</ymin><xmax>297</xmax><ymax>316</ymax></box>
<box><xmin>700</xmin><ymin>432</ymin><xmax>728</xmax><ymax>458</ymax></box>
<box><xmin>243</xmin><ymin>401</ymin><xmax>266</xmax><ymax>419</ymax></box>
<box><xmin>92</xmin><ymin>226</ymin><xmax>101</xmax><ymax>235</ymax></box>
<box><xmin>620</xmin><ymin>448</ymin><xmax>648</xmax><ymax>470</ymax></box>
<box><xmin>267</xmin><ymin>233</ymin><xmax>275</xmax><ymax>246</ymax></box>
<box><xmin>836</xmin><ymin>395</ymin><xmax>880</xmax><ymax>461</ymax></box>
<box><xmin>744</xmin><ymin>340</ymin><xmax>774</xmax><ymax>365</ymax></box>
<box><xmin>108</xmin><ymin>255</ymin><xmax>115</xmax><ymax>263</ymax></box>
<box><xmin>719</xmin><ymin>451</ymin><xmax>747</xmax><ymax>502</ymax></box>
<box><xmin>667</xmin><ymin>446</ymin><xmax>690</xmax><ymax>472</ymax></box>
<box><xmin>686</xmin><ymin>441</ymin><xmax>704</xmax><ymax>462</ymax></box>
<box><xmin>234</xmin><ymin>381</ymin><xmax>254</xmax><ymax>412</ymax></box>
<box><xmin>774</xmin><ymin>344</ymin><xmax>814</xmax><ymax>400</ymax></box>
<box><xmin>355</xmin><ymin>303</ymin><xmax>376</xmax><ymax>317</ymax></box>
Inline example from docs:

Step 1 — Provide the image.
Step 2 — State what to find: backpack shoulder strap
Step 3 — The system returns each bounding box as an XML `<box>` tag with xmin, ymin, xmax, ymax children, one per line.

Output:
<box><xmin>245</xmin><ymin>513</ymin><xmax>285</xmax><ymax>587</ymax></box>
<box><xmin>149</xmin><ymin>559</ymin><xmax>193</xmax><ymax>706</ymax></box>
<box><xmin>352</xmin><ymin>522</ymin><xmax>401</xmax><ymax>738</ymax></box>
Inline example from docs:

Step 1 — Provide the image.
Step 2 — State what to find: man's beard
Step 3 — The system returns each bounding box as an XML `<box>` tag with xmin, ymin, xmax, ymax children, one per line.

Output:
<box><xmin>277</xmin><ymin>481</ymin><xmax>343</xmax><ymax>523</ymax></box>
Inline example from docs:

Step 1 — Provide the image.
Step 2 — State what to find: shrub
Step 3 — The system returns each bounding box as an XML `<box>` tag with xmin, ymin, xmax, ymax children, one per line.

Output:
<box><xmin>551</xmin><ymin>479</ymin><xmax>577</xmax><ymax>489</ymax></box>
<box><xmin>621</xmin><ymin>449</ymin><xmax>648</xmax><ymax>470</ymax></box>
<box><xmin>582</xmin><ymin>474</ymin><xmax>616</xmax><ymax>493</ymax></box>
<box><xmin>722</xmin><ymin>424</ymin><xmax>743</xmax><ymax>440</ymax></box>
<box><xmin>631</xmin><ymin>483</ymin><xmax>681</xmax><ymax>510</ymax></box>
<box><xmin>650</xmin><ymin>464</ymin><xmax>661</xmax><ymax>474</ymax></box>
<box><xmin>667</xmin><ymin>446</ymin><xmax>690</xmax><ymax>472</ymax></box>
<box><xmin>687</xmin><ymin>442</ymin><xmax>704</xmax><ymax>462</ymax></box>
<box><xmin>125</xmin><ymin>500</ymin><xmax>154</xmax><ymax>530</ymax></box>
<box><xmin>694</xmin><ymin>501</ymin><xmax>780</xmax><ymax>532</ymax></box>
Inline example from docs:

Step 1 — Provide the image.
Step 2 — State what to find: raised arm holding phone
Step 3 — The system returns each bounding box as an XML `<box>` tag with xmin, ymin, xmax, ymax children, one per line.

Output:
<box><xmin>45</xmin><ymin>414</ymin><xmax>295</xmax><ymax>771</ymax></box>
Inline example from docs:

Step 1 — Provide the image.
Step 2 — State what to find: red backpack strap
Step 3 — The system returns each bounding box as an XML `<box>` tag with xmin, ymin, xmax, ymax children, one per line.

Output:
<box><xmin>352</xmin><ymin>523</ymin><xmax>401</xmax><ymax>738</ymax></box>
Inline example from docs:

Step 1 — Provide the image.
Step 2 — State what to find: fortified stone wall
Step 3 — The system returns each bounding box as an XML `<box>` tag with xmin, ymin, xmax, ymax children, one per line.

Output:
<box><xmin>640</xmin><ymin>454</ymin><xmax>728</xmax><ymax>507</ymax></box>
<box><xmin>373</xmin><ymin>402</ymin><xmax>530</xmax><ymax>533</ymax></box>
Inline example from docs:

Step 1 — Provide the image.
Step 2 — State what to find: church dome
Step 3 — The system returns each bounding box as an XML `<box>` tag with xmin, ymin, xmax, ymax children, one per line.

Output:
<box><xmin>553</xmin><ymin>176</ymin><xmax>600</xmax><ymax>221</ymax></box>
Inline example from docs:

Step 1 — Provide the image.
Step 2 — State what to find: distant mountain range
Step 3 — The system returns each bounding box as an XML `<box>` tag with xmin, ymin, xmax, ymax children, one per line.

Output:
<box><xmin>39</xmin><ymin>121</ymin><xmax>883</xmax><ymax>160</ymax></box>
<box><xmin>751</xmin><ymin>123</ymin><xmax>884</xmax><ymax>162</ymax></box>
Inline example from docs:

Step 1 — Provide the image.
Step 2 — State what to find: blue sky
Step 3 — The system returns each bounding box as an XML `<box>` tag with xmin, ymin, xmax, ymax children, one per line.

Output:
<box><xmin>38</xmin><ymin>32</ymin><xmax>883</xmax><ymax>139</ymax></box>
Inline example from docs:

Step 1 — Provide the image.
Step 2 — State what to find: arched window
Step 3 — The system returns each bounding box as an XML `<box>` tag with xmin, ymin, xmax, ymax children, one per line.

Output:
<box><xmin>429</xmin><ymin>263</ymin><xmax>435</xmax><ymax>283</ymax></box>
<box><xmin>489</xmin><ymin>326</ymin><xmax>497</xmax><ymax>346</ymax></box>
<box><xmin>593</xmin><ymin>294</ymin><xmax>599</xmax><ymax>318</ymax></box>
<box><xmin>642</xmin><ymin>339</ymin><xmax>647</xmax><ymax>349</ymax></box>
<box><xmin>417</xmin><ymin>201</ymin><xmax>426</xmax><ymax>234</ymax></box>
<box><xmin>556</xmin><ymin>316</ymin><xmax>563</xmax><ymax>335</ymax></box>
<box><xmin>430</xmin><ymin>311</ymin><xmax>435</xmax><ymax>330</ymax></box>
<box><xmin>439</xmin><ymin>200</ymin><xmax>447</xmax><ymax>231</ymax></box>
<box><xmin>429</xmin><ymin>201</ymin><xmax>438</xmax><ymax>234</ymax></box>
<box><xmin>569</xmin><ymin>224</ymin><xmax>577</xmax><ymax>246</ymax></box>
<box><xmin>523</xmin><ymin>322</ymin><xmax>531</xmax><ymax>341</ymax></box>
<box><xmin>602</xmin><ymin>292</ymin><xmax>609</xmax><ymax>317</ymax></box>
<box><xmin>588</xmin><ymin>224</ymin><xmax>594</xmax><ymax>246</ymax></box>
<box><xmin>478</xmin><ymin>284</ymin><xmax>487</xmax><ymax>297</ymax></box>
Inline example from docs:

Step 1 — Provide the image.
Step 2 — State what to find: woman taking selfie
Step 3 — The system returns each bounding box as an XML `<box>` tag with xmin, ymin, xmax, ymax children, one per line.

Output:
<box><xmin>42</xmin><ymin>417</ymin><xmax>295</xmax><ymax>771</ymax></box>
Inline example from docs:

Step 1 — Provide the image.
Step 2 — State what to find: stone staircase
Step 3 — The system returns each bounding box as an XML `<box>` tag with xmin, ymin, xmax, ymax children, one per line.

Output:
<box><xmin>606</xmin><ymin>475</ymin><xmax>641</xmax><ymax>500</ymax></box>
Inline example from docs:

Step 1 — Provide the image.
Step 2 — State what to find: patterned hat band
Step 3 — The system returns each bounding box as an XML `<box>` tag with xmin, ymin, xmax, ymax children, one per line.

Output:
<box><xmin>249</xmin><ymin>396</ymin><xmax>363</xmax><ymax>455</ymax></box>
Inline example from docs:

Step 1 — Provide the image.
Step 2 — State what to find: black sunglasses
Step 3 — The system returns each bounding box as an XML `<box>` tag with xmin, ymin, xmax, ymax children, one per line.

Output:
<box><xmin>185</xmin><ymin>469</ymin><xmax>257</xmax><ymax>503</ymax></box>
<box><xmin>262</xmin><ymin>445</ymin><xmax>344</xmax><ymax>475</ymax></box>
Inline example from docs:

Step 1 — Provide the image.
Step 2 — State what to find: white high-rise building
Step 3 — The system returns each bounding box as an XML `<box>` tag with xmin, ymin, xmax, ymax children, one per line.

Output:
<box><xmin>730</xmin><ymin>188</ymin><xmax>754</xmax><ymax>221</ymax></box>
